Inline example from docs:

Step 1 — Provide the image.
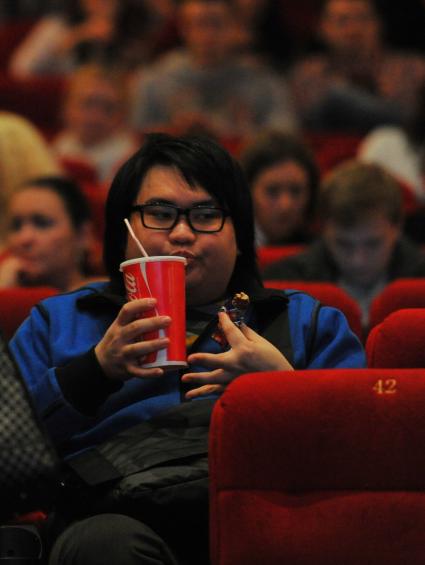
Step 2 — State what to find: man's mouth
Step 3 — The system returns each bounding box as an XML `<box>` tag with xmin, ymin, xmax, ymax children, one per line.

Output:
<box><xmin>170</xmin><ymin>250</ymin><xmax>196</xmax><ymax>268</ymax></box>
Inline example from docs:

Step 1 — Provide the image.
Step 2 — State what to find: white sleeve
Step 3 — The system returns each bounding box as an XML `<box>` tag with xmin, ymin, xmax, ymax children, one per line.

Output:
<box><xmin>8</xmin><ymin>16</ymin><xmax>70</xmax><ymax>78</ymax></box>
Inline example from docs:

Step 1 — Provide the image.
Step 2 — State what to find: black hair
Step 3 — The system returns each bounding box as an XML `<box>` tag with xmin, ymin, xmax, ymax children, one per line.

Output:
<box><xmin>21</xmin><ymin>175</ymin><xmax>91</xmax><ymax>230</ymax></box>
<box><xmin>104</xmin><ymin>133</ymin><xmax>262</xmax><ymax>294</ymax></box>
<box><xmin>241</xmin><ymin>131</ymin><xmax>320</xmax><ymax>218</ymax></box>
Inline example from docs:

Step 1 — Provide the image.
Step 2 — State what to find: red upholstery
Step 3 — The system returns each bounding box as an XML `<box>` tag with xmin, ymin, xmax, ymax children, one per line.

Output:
<box><xmin>0</xmin><ymin>75</ymin><xmax>66</xmax><ymax>134</ymax></box>
<box><xmin>305</xmin><ymin>132</ymin><xmax>363</xmax><ymax>176</ymax></box>
<box><xmin>0</xmin><ymin>20</ymin><xmax>35</xmax><ymax>69</ymax></box>
<box><xmin>60</xmin><ymin>157</ymin><xmax>99</xmax><ymax>185</ymax></box>
<box><xmin>366</xmin><ymin>308</ymin><xmax>425</xmax><ymax>368</ymax></box>
<box><xmin>264</xmin><ymin>279</ymin><xmax>363</xmax><ymax>340</ymax></box>
<box><xmin>369</xmin><ymin>279</ymin><xmax>425</xmax><ymax>329</ymax></box>
<box><xmin>0</xmin><ymin>287</ymin><xmax>57</xmax><ymax>340</ymax></box>
<box><xmin>81</xmin><ymin>183</ymin><xmax>107</xmax><ymax>241</ymax></box>
<box><xmin>210</xmin><ymin>369</ymin><xmax>425</xmax><ymax>565</ymax></box>
<box><xmin>257</xmin><ymin>245</ymin><xmax>306</xmax><ymax>270</ymax></box>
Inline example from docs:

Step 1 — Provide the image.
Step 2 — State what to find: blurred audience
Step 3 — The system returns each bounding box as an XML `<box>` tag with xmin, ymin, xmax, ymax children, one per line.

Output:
<box><xmin>0</xmin><ymin>0</ymin><xmax>56</xmax><ymax>19</ymax></box>
<box><xmin>228</xmin><ymin>0</ymin><xmax>293</xmax><ymax>70</ymax></box>
<box><xmin>8</xmin><ymin>0</ymin><xmax>155</xmax><ymax>77</ymax></box>
<box><xmin>52</xmin><ymin>64</ymin><xmax>139</xmax><ymax>184</ymax></box>
<box><xmin>0</xmin><ymin>111</ymin><xmax>61</xmax><ymax>243</ymax></box>
<box><xmin>358</xmin><ymin>79</ymin><xmax>425</xmax><ymax>207</ymax></box>
<box><xmin>263</xmin><ymin>161</ymin><xmax>425</xmax><ymax>327</ymax></box>
<box><xmin>0</xmin><ymin>176</ymin><xmax>99</xmax><ymax>291</ymax></box>
<box><xmin>241</xmin><ymin>130</ymin><xmax>320</xmax><ymax>246</ymax></box>
<box><xmin>131</xmin><ymin>0</ymin><xmax>297</xmax><ymax>138</ymax></box>
<box><xmin>290</xmin><ymin>0</ymin><xmax>425</xmax><ymax>133</ymax></box>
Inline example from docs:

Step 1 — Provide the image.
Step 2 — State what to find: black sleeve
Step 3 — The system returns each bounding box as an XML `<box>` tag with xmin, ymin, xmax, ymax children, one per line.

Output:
<box><xmin>55</xmin><ymin>347</ymin><xmax>123</xmax><ymax>416</ymax></box>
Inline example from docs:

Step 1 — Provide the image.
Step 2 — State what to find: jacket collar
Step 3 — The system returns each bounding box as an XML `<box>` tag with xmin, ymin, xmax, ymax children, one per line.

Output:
<box><xmin>76</xmin><ymin>280</ymin><xmax>289</xmax><ymax>314</ymax></box>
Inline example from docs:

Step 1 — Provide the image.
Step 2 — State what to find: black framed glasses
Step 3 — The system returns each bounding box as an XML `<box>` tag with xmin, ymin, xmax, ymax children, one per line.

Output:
<box><xmin>131</xmin><ymin>203</ymin><xmax>229</xmax><ymax>233</ymax></box>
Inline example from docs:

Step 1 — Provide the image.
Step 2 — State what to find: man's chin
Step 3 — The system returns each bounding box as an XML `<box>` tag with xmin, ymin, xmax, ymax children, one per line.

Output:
<box><xmin>350</xmin><ymin>275</ymin><xmax>380</xmax><ymax>290</ymax></box>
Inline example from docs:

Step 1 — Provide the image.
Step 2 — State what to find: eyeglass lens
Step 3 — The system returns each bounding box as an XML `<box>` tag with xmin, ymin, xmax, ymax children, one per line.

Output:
<box><xmin>142</xmin><ymin>205</ymin><xmax>225</xmax><ymax>232</ymax></box>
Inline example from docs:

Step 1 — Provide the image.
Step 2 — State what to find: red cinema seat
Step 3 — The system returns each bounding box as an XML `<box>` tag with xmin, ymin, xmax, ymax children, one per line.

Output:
<box><xmin>366</xmin><ymin>308</ymin><xmax>425</xmax><ymax>368</ymax></box>
<box><xmin>264</xmin><ymin>280</ymin><xmax>363</xmax><ymax>340</ymax></box>
<box><xmin>257</xmin><ymin>245</ymin><xmax>306</xmax><ymax>270</ymax></box>
<box><xmin>369</xmin><ymin>279</ymin><xmax>425</xmax><ymax>329</ymax></box>
<box><xmin>210</xmin><ymin>368</ymin><xmax>425</xmax><ymax>565</ymax></box>
<box><xmin>0</xmin><ymin>75</ymin><xmax>66</xmax><ymax>135</ymax></box>
<box><xmin>0</xmin><ymin>19</ymin><xmax>35</xmax><ymax>70</ymax></box>
<box><xmin>0</xmin><ymin>287</ymin><xmax>57</xmax><ymax>340</ymax></box>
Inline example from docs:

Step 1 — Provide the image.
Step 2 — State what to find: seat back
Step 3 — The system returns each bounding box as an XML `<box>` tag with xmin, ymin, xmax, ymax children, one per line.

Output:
<box><xmin>264</xmin><ymin>280</ymin><xmax>363</xmax><ymax>339</ymax></box>
<box><xmin>369</xmin><ymin>278</ymin><xmax>425</xmax><ymax>329</ymax></box>
<box><xmin>210</xmin><ymin>368</ymin><xmax>425</xmax><ymax>565</ymax></box>
<box><xmin>257</xmin><ymin>245</ymin><xmax>306</xmax><ymax>270</ymax></box>
<box><xmin>366</xmin><ymin>308</ymin><xmax>425</xmax><ymax>368</ymax></box>
<box><xmin>0</xmin><ymin>287</ymin><xmax>57</xmax><ymax>340</ymax></box>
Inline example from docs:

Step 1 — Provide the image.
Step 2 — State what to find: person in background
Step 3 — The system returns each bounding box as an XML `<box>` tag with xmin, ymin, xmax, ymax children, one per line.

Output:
<box><xmin>11</xmin><ymin>133</ymin><xmax>364</xmax><ymax>565</ymax></box>
<box><xmin>131</xmin><ymin>0</ymin><xmax>297</xmax><ymax>139</ymax></box>
<box><xmin>241</xmin><ymin>130</ymin><xmax>320</xmax><ymax>247</ymax></box>
<box><xmin>0</xmin><ymin>112</ymin><xmax>61</xmax><ymax>244</ymax></box>
<box><xmin>52</xmin><ymin>64</ymin><xmax>139</xmax><ymax>184</ymax></box>
<box><xmin>228</xmin><ymin>0</ymin><xmax>293</xmax><ymax>70</ymax></box>
<box><xmin>0</xmin><ymin>176</ymin><xmax>98</xmax><ymax>291</ymax></box>
<box><xmin>264</xmin><ymin>160</ymin><xmax>425</xmax><ymax>328</ymax></box>
<box><xmin>8</xmin><ymin>0</ymin><xmax>153</xmax><ymax>77</ymax></box>
<box><xmin>358</xmin><ymin>80</ymin><xmax>425</xmax><ymax>208</ymax></box>
<box><xmin>290</xmin><ymin>0</ymin><xmax>425</xmax><ymax>133</ymax></box>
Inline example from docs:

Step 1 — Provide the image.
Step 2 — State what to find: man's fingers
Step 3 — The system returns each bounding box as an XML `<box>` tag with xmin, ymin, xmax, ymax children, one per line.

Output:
<box><xmin>217</xmin><ymin>311</ymin><xmax>246</xmax><ymax>346</ymax></box>
<box><xmin>185</xmin><ymin>383</ymin><xmax>224</xmax><ymax>400</ymax></box>
<box><xmin>117</xmin><ymin>298</ymin><xmax>157</xmax><ymax>325</ymax></box>
<box><xmin>182</xmin><ymin>368</ymin><xmax>229</xmax><ymax>385</ymax></box>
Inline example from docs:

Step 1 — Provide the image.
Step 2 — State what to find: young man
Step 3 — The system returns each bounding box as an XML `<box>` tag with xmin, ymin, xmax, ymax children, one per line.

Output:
<box><xmin>11</xmin><ymin>134</ymin><xmax>364</xmax><ymax>564</ymax></box>
<box><xmin>131</xmin><ymin>0</ymin><xmax>297</xmax><ymax>138</ymax></box>
<box><xmin>290</xmin><ymin>0</ymin><xmax>425</xmax><ymax>132</ymax></box>
<box><xmin>264</xmin><ymin>160</ymin><xmax>425</xmax><ymax>327</ymax></box>
<box><xmin>53</xmin><ymin>64</ymin><xmax>138</xmax><ymax>184</ymax></box>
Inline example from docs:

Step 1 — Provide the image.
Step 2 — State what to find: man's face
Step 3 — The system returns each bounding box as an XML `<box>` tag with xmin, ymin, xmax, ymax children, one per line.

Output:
<box><xmin>323</xmin><ymin>213</ymin><xmax>400</xmax><ymax>288</ymax></box>
<box><xmin>126</xmin><ymin>164</ymin><xmax>238</xmax><ymax>306</ymax></box>
<box><xmin>320</xmin><ymin>0</ymin><xmax>380</xmax><ymax>56</ymax></box>
<box><xmin>252</xmin><ymin>160</ymin><xmax>311</xmax><ymax>244</ymax></box>
<box><xmin>65</xmin><ymin>77</ymin><xmax>124</xmax><ymax>146</ymax></box>
<box><xmin>179</xmin><ymin>0</ymin><xmax>234</xmax><ymax>66</ymax></box>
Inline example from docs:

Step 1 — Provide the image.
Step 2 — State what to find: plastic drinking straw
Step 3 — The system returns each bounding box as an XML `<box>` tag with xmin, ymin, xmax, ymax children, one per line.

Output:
<box><xmin>124</xmin><ymin>218</ymin><xmax>149</xmax><ymax>257</ymax></box>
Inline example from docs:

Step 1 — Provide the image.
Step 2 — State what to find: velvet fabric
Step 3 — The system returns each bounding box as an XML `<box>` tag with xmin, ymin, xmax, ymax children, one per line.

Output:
<box><xmin>0</xmin><ymin>286</ymin><xmax>57</xmax><ymax>340</ymax></box>
<box><xmin>209</xmin><ymin>369</ymin><xmax>425</xmax><ymax>565</ymax></box>
<box><xmin>369</xmin><ymin>279</ymin><xmax>425</xmax><ymax>329</ymax></box>
<box><xmin>366</xmin><ymin>309</ymin><xmax>425</xmax><ymax>368</ymax></box>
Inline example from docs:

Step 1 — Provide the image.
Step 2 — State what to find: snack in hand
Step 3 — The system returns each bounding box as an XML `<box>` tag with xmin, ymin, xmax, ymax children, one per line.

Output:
<box><xmin>212</xmin><ymin>291</ymin><xmax>250</xmax><ymax>346</ymax></box>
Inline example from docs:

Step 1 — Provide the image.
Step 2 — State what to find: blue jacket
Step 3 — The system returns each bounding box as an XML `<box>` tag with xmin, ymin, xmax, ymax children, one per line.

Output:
<box><xmin>10</xmin><ymin>281</ymin><xmax>365</xmax><ymax>458</ymax></box>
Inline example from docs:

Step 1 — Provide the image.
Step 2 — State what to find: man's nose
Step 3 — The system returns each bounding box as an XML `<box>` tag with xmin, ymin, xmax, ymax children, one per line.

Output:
<box><xmin>276</xmin><ymin>192</ymin><xmax>293</xmax><ymax>210</ymax></box>
<box><xmin>168</xmin><ymin>216</ymin><xmax>196</xmax><ymax>241</ymax></box>
<box><xmin>350</xmin><ymin>247</ymin><xmax>368</xmax><ymax>265</ymax></box>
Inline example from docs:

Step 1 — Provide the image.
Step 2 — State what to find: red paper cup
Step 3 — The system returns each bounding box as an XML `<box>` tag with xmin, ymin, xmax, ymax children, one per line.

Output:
<box><xmin>119</xmin><ymin>256</ymin><xmax>187</xmax><ymax>370</ymax></box>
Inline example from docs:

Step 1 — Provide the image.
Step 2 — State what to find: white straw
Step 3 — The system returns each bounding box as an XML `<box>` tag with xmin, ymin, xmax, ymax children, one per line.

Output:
<box><xmin>124</xmin><ymin>218</ymin><xmax>149</xmax><ymax>257</ymax></box>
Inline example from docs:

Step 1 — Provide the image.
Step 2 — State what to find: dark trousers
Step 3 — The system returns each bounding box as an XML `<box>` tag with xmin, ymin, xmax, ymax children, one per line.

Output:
<box><xmin>48</xmin><ymin>513</ymin><xmax>209</xmax><ymax>565</ymax></box>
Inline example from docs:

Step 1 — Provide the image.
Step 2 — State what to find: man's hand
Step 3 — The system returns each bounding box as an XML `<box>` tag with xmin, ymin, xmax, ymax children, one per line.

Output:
<box><xmin>182</xmin><ymin>311</ymin><xmax>293</xmax><ymax>399</ymax></box>
<box><xmin>95</xmin><ymin>298</ymin><xmax>171</xmax><ymax>381</ymax></box>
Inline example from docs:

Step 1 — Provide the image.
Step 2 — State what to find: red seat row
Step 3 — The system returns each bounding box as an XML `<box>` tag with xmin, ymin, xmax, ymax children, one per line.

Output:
<box><xmin>210</xmin><ymin>365</ymin><xmax>425</xmax><ymax>565</ymax></box>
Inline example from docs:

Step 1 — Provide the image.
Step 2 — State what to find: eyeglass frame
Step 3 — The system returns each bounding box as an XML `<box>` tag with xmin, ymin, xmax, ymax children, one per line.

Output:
<box><xmin>130</xmin><ymin>203</ymin><xmax>230</xmax><ymax>233</ymax></box>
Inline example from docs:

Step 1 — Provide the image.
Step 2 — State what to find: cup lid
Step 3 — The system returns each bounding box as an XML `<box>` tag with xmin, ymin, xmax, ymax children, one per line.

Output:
<box><xmin>120</xmin><ymin>256</ymin><xmax>187</xmax><ymax>270</ymax></box>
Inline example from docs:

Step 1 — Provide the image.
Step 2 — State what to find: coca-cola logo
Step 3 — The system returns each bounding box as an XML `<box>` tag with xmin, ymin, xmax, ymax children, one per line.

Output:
<box><xmin>124</xmin><ymin>272</ymin><xmax>139</xmax><ymax>301</ymax></box>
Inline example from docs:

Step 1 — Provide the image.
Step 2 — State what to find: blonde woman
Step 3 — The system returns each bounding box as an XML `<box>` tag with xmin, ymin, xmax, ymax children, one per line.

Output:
<box><xmin>0</xmin><ymin>112</ymin><xmax>61</xmax><ymax>243</ymax></box>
